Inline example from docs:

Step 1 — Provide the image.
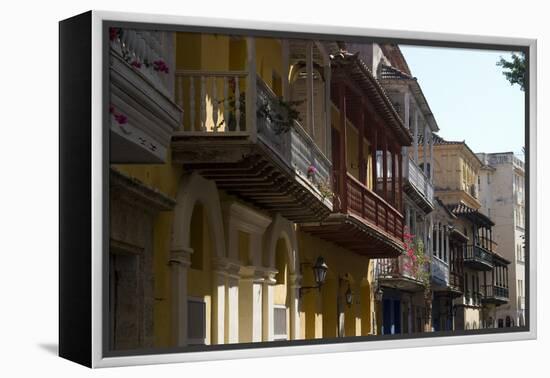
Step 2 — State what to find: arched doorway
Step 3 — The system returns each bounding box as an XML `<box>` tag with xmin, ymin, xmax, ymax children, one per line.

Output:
<box><xmin>263</xmin><ymin>214</ymin><xmax>300</xmax><ymax>341</ymax></box>
<box><xmin>359</xmin><ymin>276</ymin><xmax>372</xmax><ymax>336</ymax></box>
<box><xmin>186</xmin><ymin>203</ymin><xmax>213</xmax><ymax>345</ymax></box>
<box><xmin>170</xmin><ymin>173</ymin><xmax>227</xmax><ymax>347</ymax></box>
<box><xmin>273</xmin><ymin>238</ymin><xmax>290</xmax><ymax>340</ymax></box>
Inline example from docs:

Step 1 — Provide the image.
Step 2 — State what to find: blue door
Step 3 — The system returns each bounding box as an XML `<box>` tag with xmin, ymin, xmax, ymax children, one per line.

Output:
<box><xmin>382</xmin><ymin>297</ymin><xmax>402</xmax><ymax>335</ymax></box>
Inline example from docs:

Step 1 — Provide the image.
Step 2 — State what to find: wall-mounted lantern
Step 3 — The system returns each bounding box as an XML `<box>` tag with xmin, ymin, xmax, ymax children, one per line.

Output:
<box><xmin>299</xmin><ymin>256</ymin><xmax>328</xmax><ymax>298</ymax></box>
<box><xmin>375</xmin><ymin>286</ymin><xmax>384</xmax><ymax>302</ymax></box>
<box><xmin>345</xmin><ymin>284</ymin><xmax>353</xmax><ymax>307</ymax></box>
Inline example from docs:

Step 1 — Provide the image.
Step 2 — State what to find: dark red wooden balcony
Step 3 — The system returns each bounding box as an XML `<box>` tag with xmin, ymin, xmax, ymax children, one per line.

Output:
<box><xmin>300</xmin><ymin>51</ymin><xmax>411</xmax><ymax>258</ymax></box>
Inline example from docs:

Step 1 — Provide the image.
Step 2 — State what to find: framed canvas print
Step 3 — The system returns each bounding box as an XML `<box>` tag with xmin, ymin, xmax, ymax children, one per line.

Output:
<box><xmin>59</xmin><ymin>10</ymin><xmax>537</xmax><ymax>368</ymax></box>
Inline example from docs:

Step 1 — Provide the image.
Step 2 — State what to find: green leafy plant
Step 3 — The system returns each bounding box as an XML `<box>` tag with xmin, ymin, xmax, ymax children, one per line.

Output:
<box><xmin>316</xmin><ymin>179</ymin><xmax>334</xmax><ymax>202</ymax></box>
<box><xmin>257</xmin><ymin>97</ymin><xmax>304</xmax><ymax>134</ymax></box>
<box><xmin>402</xmin><ymin>227</ymin><xmax>430</xmax><ymax>288</ymax></box>
<box><xmin>496</xmin><ymin>52</ymin><xmax>526</xmax><ymax>91</ymax></box>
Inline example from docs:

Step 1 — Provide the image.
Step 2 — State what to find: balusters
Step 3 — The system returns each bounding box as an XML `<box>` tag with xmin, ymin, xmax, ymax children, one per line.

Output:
<box><xmin>189</xmin><ymin>77</ymin><xmax>195</xmax><ymax>130</ymax></box>
<box><xmin>223</xmin><ymin>77</ymin><xmax>229</xmax><ymax>132</ymax></box>
<box><xmin>200</xmin><ymin>76</ymin><xmax>206</xmax><ymax>131</ymax></box>
<box><xmin>235</xmin><ymin>76</ymin><xmax>241</xmax><ymax>131</ymax></box>
<box><xmin>177</xmin><ymin>75</ymin><xmax>183</xmax><ymax>117</ymax></box>
<box><xmin>212</xmin><ymin>77</ymin><xmax>218</xmax><ymax>132</ymax></box>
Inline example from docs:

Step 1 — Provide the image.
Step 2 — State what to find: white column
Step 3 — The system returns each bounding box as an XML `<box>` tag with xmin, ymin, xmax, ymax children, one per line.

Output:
<box><xmin>225</xmin><ymin>273</ymin><xmax>240</xmax><ymax>343</ymax></box>
<box><xmin>246</xmin><ymin>37</ymin><xmax>257</xmax><ymax>140</ymax></box>
<box><xmin>239</xmin><ymin>266</ymin><xmax>264</xmax><ymax>343</ymax></box>
<box><xmin>169</xmin><ymin>248</ymin><xmax>192</xmax><ymax>347</ymax></box>
<box><xmin>289</xmin><ymin>273</ymin><xmax>302</xmax><ymax>340</ymax></box>
<box><xmin>211</xmin><ymin>269</ymin><xmax>226</xmax><ymax>345</ymax></box>
<box><xmin>422</xmin><ymin>216</ymin><xmax>430</xmax><ymax>253</ymax></box>
<box><xmin>403</xmin><ymin>93</ymin><xmax>410</xmax><ymax>179</ymax></box>
<box><xmin>306</xmin><ymin>41</ymin><xmax>314</xmax><ymax>136</ymax></box>
<box><xmin>429</xmin><ymin>131</ymin><xmax>434</xmax><ymax>181</ymax></box>
<box><xmin>404</xmin><ymin>92</ymin><xmax>410</xmax><ymax>129</ymax></box>
<box><xmin>445</xmin><ymin>226</ymin><xmax>451</xmax><ymax>263</ymax></box>
<box><xmin>212</xmin><ymin>258</ymin><xmax>240</xmax><ymax>345</ymax></box>
<box><xmin>423</xmin><ymin>124</ymin><xmax>429</xmax><ymax>176</ymax></box>
<box><xmin>262</xmin><ymin>271</ymin><xmax>277</xmax><ymax>342</ymax></box>
<box><xmin>324</xmin><ymin>64</ymin><xmax>332</xmax><ymax>159</ymax></box>
<box><xmin>281</xmin><ymin>39</ymin><xmax>290</xmax><ymax>101</ymax></box>
<box><xmin>434</xmin><ymin>222</ymin><xmax>439</xmax><ymax>257</ymax></box>
<box><xmin>413</xmin><ymin>110</ymin><xmax>419</xmax><ymax>164</ymax></box>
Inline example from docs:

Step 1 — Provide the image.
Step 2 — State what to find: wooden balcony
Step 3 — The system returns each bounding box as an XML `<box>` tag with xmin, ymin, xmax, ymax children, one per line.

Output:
<box><xmin>448</xmin><ymin>271</ymin><xmax>464</xmax><ymax>295</ymax></box>
<box><xmin>431</xmin><ymin>257</ymin><xmax>449</xmax><ymax>287</ymax></box>
<box><xmin>433</xmin><ymin>265</ymin><xmax>464</xmax><ymax>298</ymax></box>
<box><xmin>109</xmin><ymin>29</ymin><xmax>182</xmax><ymax>163</ymax></box>
<box><xmin>301</xmin><ymin>172</ymin><xmax>404</xmax><ymax>257</ymax></box>
<box><xmin>171</xmin><ymin>71</ymin><xmax>332</xmax><ymax>222</ymax></box>
<box><xmin>403</xmin><ymin>158</ymin><xmax>434</xmax><ymax>212</ymax></box>
<box><xmin>377</xmin><ymin>255</ymin><xmax>426</xmax><ymax>292</ymax></box>
<box><xmin>482</xmin><ymin>285</ymin><xmax>509</xmax><ymax>305</ymax></box>
<box><xmin>464</xmin><ymin>245</ymin><xmax>494</xmax><ymax>271</ymax></box>
<box><xmin>518</xmin><ymin>295</ymin><xmax>526</xmax><ymax>310</ymax></box>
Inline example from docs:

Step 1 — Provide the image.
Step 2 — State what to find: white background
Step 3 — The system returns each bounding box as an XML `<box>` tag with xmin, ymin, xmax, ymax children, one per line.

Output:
<box><xmin>0</xmin><ymin>0</ymin><xmax>546</xmax><ymax>376</ymax></box>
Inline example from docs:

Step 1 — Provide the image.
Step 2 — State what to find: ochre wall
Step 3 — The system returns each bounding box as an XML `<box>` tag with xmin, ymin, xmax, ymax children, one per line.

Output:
<box><xmin>422</xmin><ymin>143</ymin><xmax>482</xmax><ymax>209</ymax></box>
<box><xmin>297</xmin><ymin>231</ymin><xmax>373</xmax><ymax>339</ymax></box>
<box><xmin>112</xmin><ymin>146</ymin><xmax>183</xmax><ymax>347</ymax></box>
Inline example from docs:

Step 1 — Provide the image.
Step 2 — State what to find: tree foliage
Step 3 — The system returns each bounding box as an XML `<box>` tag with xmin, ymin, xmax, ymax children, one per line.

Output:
<box><xmin>496</xmin><ymin>53</ymin><xmax>526</xmax><ymax>91</ymax></box>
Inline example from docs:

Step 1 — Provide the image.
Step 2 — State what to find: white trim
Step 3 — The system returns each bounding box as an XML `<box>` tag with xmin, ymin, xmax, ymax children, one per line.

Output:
<box><xmin>91</xmin><ymin>11</ymin><xmax>103</xmax><ymax>368</ymax></box>
<box><xmin>91</xmin><ymin>10</ymin><xmax>537</xmax><ymax>368</ymax></box>
<box><xmin>272</xmin><ymin>304</ymin><xmax>289</xmax><ymax>341</ymax></box>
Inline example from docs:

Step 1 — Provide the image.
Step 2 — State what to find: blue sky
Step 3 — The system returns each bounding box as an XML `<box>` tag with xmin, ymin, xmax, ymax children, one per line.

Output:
<box><xmin>399</xmin><ymin>45</ymin><xmax>525</xmax><ymax>158</ymax></box>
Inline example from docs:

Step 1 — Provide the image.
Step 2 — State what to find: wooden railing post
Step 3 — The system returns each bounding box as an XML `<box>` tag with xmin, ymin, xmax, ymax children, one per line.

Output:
<box><xmin>246</xmin><ymin>37</ymin><xmax>257</xmax><ymax>139</ymax></box>
<box><xmin>371</xmin><ymin>127</ymin><xmax>378</xmax><ymax>193</ymax></box>
<box><xmin>339</xmin><ymin>82</ymin><xmax>348</xmax><ymax>212</ymax></box>
<box><xmin>382</xmin><ymin>131</ymin><xmax>388</xmax><ymax>201</ymax></box>
<box><xmin>398</xmin><ymin>150</ymin><xmax>403</xmax><ymax>213</ymax></box>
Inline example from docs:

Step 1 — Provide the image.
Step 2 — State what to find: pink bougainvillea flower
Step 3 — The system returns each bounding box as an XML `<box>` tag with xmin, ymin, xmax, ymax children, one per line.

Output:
<box><xmin>307</xmin><ymin>165</ymin><xmax>318</xmax><ymax>174</ymax></box>
<box><xmin>153</xmin><ymin>59</ymin><xmax>169</xmax><ymax>73</ymax></box>
<box><xmin>131</xmin><ymin>60</ymin><xmax>142</xmax><ymax>68</ymax></box>
<box><xmin>114</xmin><ymin>113</ymin><xmax>128</xmax><ymax>125</ymax></box>
<box><xmin>109</xmin><ymin>27</ymin><xmax>119</xmax><ymax>41</ymax></box>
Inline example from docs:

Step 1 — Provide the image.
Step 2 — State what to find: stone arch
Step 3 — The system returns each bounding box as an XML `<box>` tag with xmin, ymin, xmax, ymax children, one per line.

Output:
<box><xmin>263</xmin><ymin>214</ymin><xmax>300</xmax><ymax>340</ymax></box>
<box><xmin>171</xmin><ymin>173</ymin><xmax>226</xmax><ymax>258</ymax></box>
<box><xmin>264</xmin><ymin>214</ymin><xmax>298</xmax><ymax>274</ymax></box>
<box><xmin>169</xmin><ymin>173</ymin><xmax>226</xmax><ymax>347</ymax></box>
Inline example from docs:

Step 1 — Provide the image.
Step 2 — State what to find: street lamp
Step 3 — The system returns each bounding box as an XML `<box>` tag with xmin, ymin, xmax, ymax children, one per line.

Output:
<box><xmin>375</xmin><ymin>286</ymin><xmax>384</xmax><ymax>302</ymax></box>
<box><xmin>313</xmin><ymin>256</ymin><xmax>328</xmax><ymax>288</ymax></box>
<box><xmin>299</xmin><ymin>256</ymin><xmax>328</xmax><ymax>297</ymax></box>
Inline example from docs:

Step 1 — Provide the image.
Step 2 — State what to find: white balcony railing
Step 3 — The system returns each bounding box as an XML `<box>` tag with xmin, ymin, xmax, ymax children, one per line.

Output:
<box><xmin>173</xmin><ymin>70</ymin><xmax>331</xmax><ymax>195</ymax></box>
<box><xmin>109</xmin><ymin>28</ymin><xmax>182</xmax><ymax>163</ymax></box>
<box><xmin>111</xmin><ymin>28</ymin><xmax>174</xmax><ymax>98</ymax></box>
<box><xmin>406</xmin><ymin>158</ymin><xmax>434</xmax><ymax>206</ymax></box>
<box><xmin>431</xmin><ymin>257</ymin><xmax>450</xmax><ymax>286</ymax></box>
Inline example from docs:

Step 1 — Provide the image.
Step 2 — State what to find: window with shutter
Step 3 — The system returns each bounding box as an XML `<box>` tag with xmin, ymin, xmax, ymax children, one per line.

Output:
<box><xmin>273</xmin><ymin>305</ymin><xmax>288</xmax><ymax>340</ymax></box>
<box><xmin>187</xmin><ymin>297</ymin><xmax>206</xmax><ymax>345</ymax></box>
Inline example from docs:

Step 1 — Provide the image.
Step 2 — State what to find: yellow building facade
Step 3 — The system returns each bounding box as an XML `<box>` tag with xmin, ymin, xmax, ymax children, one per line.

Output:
<box><xmin>109</xmin><ymin>30</ymin><xmax>409</xmax><ymax>350</ymax></box>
